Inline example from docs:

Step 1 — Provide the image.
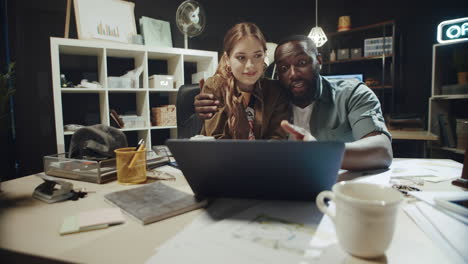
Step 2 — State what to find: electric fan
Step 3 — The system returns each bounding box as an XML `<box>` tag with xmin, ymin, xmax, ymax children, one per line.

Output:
<box><xmin>176</xmin><ymin>0</ymin><xmax>206</xmax><ymax>49</ymax></box>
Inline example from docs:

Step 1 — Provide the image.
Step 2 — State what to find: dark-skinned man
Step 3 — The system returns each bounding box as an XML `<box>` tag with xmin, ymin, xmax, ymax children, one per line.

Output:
<box><xmin>195</xmin><ymin>35</ymin><xmax>393</xmax><ymax>171</ymax></box>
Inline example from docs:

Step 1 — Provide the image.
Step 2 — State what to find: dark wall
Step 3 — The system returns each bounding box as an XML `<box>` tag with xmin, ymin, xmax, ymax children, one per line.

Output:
<box><xmin>8</xmin><ymin>0</ymin><xmax>468</xmax><ymax>177</ymax></box>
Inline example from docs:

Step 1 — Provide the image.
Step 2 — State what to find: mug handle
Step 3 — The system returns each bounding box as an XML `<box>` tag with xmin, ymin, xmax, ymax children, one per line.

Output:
<box><xmin>316</xmin><ymin>191</ymin><xmax>336</xmax><ymax>222</ymax></box>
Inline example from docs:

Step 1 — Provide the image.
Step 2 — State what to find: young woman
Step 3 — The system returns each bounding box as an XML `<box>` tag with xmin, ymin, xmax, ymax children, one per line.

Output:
<box><xmin>201</xmin><ymin>22</ymin><xmax>289</xmax><ymax>139</ymax></box>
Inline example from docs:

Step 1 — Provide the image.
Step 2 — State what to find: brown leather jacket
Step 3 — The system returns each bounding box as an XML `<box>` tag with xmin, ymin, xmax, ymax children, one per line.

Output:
<box><xmin>201</xmin><ymin>75</ymin><xmax>289</xmax><ymax>139</ymax></box>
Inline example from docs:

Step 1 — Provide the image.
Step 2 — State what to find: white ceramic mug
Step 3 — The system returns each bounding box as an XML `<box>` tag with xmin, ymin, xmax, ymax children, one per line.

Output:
<box><xmin>316</xmin><ymin>181</ymin><xmax>403</xmax><ymax>258</ymax></box>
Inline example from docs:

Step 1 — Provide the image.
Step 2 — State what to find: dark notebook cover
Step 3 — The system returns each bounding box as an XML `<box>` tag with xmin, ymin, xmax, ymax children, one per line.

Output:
<box><xmin>104</xmin><ymin>182</ymin><xmax>207</xmax><ymax>225</ymax></box>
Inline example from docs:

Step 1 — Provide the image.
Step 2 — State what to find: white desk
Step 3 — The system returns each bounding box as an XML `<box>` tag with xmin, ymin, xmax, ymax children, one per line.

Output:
<box><xmin>0</xmin><ymin>159</ymin><xmax>465</xmax><ymax>263</ymax></box>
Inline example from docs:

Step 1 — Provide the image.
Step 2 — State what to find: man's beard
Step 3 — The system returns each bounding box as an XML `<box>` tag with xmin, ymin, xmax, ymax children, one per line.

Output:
<box><xmin>289</xmin><ymin>74</ymin><xmax>320</xmax><ymax>107</ymax></box>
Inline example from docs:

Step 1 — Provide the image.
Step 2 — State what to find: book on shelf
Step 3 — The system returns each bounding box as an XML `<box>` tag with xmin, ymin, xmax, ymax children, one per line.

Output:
<box><xmin>439</xmin><ymin>114</ymin><xmax>456</xmax><ymax>148</ymax></box>
<box><xmin>110</xmin><ymin>109</ymin><xmax>124</xmax><ymax>128</ymax></box>
<box><xmin>104</xmin><ymin>182</ymin><xmax>207</xmax><ymax>225</ymax></box>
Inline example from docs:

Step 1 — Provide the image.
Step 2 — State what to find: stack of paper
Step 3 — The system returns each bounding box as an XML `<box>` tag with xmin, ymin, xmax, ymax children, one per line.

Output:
<box><xmin>405</xmin><ymin>192</ymin><xmax>468</xmax><ymax>264</ymax></box>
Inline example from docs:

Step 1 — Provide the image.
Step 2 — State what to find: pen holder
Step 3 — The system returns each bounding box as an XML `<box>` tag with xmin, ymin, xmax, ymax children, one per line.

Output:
<box><xmin>115</xmin><ymin>147</ymin><xmax>147</xmax><ymax>185</ymax></box>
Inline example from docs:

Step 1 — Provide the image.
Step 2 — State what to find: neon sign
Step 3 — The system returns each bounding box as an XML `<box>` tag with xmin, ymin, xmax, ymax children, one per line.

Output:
<box><xmin>437</xmin><ymin>17</ymin><xmax>468</xmax><ymax>44</ymax></box>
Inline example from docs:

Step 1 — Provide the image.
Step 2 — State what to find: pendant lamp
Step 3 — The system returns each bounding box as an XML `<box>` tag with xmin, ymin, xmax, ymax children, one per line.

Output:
<box><xmin>308</xmin><ymin>0</ymin><xmax>327</xmax><ymax>47</ymax></box>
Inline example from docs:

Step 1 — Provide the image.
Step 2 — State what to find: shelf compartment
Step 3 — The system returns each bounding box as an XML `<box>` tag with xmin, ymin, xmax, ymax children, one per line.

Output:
<box><xmin>109</xmin><ymin>92</ymin><xmax>149</xmax><ymax>128</ymax></box>
<box><xmin>428</xmin><ymin>98</ymin><xmax>468</xmax><ymax>148</ymax></box>
<box><xmin>432</xmin><ymin>41</ymin><xmax>468</xmax><ymax>96</ymax></box>
<box><xmin>62</xmin><ymin>93</ymin><xmax>102</xmax><ymax>128</ymax></box>
<box><xmin>147</xmin><ymin>52</ymin><xmax>183</xmax><ymax>89</ymax></box>
<box><xmin>106</xmin><ymin>50</ymin><xmax>146</xmax><ymax>89</ymax></box>
<box><xmin>59</xmin><ymin>52</ymin><xmax>104</xmax><ymax>88</ymax></box>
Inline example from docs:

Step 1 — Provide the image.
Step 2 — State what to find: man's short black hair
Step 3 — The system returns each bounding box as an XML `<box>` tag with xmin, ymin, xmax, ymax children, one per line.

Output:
<box><xmin>276</xmin><ymin>35</ymin><xmax>318</xmax><ymax>55</ymax></box>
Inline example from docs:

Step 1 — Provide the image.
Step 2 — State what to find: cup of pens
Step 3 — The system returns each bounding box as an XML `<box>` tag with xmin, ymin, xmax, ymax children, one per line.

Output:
<box><xmin>115</xmin><ymin>140</ymin><xmax>147</xmax><ymax>185</ymax></box>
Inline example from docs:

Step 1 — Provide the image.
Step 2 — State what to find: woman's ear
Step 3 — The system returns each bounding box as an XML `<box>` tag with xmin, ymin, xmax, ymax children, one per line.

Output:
<box><xmin>224</xmin><ymin>52</ymin><xmax>231</xmax><ymax>67</ymax></box>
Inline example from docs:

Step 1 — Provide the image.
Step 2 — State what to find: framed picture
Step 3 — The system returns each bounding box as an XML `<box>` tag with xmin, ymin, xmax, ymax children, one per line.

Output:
<box><xmin>74</xmin><ymin>0</ymin><xmax>137</xmax><ymax>43</ymax></box>
<box><xmin>139</xmin><ymin>16</ymin><xmax>173</xmax><ymax>48</ymax></box>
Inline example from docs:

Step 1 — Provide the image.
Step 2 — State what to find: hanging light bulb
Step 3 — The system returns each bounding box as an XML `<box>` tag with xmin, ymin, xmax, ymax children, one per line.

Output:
<box><xmin>308</xmin><ymin>0</ymin><xmax>327</xmax><ymax>47</ymax></box>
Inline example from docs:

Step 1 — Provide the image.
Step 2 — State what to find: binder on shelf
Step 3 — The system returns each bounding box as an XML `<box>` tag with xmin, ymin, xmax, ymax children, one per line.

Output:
<box><xmin>439</xmin><ymin>114</ymin><xmax>456</xmax><ymax>148</ymax></box>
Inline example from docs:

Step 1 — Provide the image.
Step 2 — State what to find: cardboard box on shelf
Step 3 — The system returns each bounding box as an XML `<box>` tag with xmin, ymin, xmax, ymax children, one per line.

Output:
<box><xmin>151</xmin><ymin>105</ymin><xmax>176</xmax><ymax>126</ymax></box>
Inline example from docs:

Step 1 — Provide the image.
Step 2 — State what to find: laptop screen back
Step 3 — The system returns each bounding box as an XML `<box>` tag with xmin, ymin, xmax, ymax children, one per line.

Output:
<box><xmin>166</xmin><ymin>140</ymin><xmax>345</xmax><ymax>201</ymax></box>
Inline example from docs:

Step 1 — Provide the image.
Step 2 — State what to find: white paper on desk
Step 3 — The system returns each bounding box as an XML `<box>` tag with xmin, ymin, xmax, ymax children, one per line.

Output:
<box><xmin>389</xmin><ymin>159</ymin><xmax>462</xmax><ymax>182</ymax></box>
<box><xmin>404</xmin><ymin>202</ymin><xmax>468</xmax><ymax>264</ymax></box>
<box><xmin>409</xmin><ymin>191</ymin><xmax>468</xmax><ymax>224</ymax></box>
<box><xmin>155</xmin><ymin>198</ymin><xmax>262</xmax><ymax>253</ymax></box>
<box><xmin>147</xmin><ymin>201</ymin><xmax>327</xmax><ymax>264</ymax></box>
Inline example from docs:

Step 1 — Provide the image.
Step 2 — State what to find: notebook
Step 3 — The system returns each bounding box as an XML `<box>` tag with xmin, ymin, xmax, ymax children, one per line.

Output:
<box><xmin>104</xmin><ymin>182</ymin><xmax>207</xmax><ymax>225</ymax></box>
<box><xmin>166</xmin><ymin>139</ymin><xmax>345</xmax><ymax>201</ymax></box>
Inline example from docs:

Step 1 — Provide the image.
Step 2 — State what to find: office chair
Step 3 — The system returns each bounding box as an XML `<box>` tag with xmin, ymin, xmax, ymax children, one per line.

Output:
<box><xmin>176</xmin><ymin>84</ymin><xmax>203</xmax><ymax>138</ymax></box>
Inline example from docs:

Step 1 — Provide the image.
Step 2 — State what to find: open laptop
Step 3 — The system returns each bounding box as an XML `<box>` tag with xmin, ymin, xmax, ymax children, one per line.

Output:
<box><xmin>166</xmin><ymin>139</ymin><xmax>345</xmax><ymax>201</ymax></box>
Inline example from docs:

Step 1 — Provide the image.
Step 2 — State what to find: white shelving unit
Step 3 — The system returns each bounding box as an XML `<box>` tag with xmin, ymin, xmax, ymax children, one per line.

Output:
<box><xmin>428</xmin><ymin>40</ymin><xmax>468</xmax><ymax>156</ymax></box>
<box><xmin>50</xmin><ymin>37</ymin><xmax>217</xmax><ymax>153</ymax></box>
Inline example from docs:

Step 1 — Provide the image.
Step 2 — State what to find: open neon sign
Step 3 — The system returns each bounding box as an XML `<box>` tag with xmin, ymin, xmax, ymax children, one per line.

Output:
<box><xmin>437</xmin><ymin>17</ymin><xmax>468</xmax><ymax>44</ymax></box>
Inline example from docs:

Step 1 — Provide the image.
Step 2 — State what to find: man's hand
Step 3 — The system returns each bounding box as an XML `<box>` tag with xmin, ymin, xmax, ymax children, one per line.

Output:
<box><xmin>194</xmin><ymin>93</ymin><xmax>219</xmax><ymax>120</ymax></box>
<box><xmin>280</xmin><ymin>120</ymin><xmax>316</xmax><ymax>141</ymax></box>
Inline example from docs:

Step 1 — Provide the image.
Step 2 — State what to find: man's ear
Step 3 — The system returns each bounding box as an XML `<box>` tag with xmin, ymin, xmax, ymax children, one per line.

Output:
<box><xmin>316</xmin><ymin>53</ymin><xmax>323</xmax><ymax>65</ymax></box>
<box><xmin>316</xmin><ymin>53</ymin><xmax>323</xmax><ymax>70</ymax></box>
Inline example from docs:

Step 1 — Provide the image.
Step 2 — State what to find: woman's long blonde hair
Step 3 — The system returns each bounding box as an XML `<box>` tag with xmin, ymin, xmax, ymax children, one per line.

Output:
<box><xmin>215</xmin><ymin>22</ymin><xmax>267</xmax><ymax>138</ymax></box>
